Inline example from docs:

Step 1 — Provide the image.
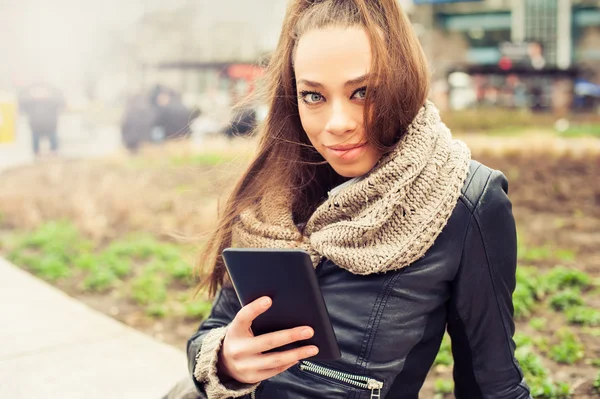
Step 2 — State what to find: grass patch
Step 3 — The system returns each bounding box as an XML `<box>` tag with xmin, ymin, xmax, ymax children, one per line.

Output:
<box><xmin>515</xmin><ymin>265</ymin><xmax>597</xmax><ymax>331</ymax></box>
<box><xmin>441</xmin><ymin>109</ymin><xmax>557</xmax><ymax>133</ymax></box>
<box><xmin>4</xmin><ymin>221</ymin><xmax>205</xmax><ymax>318</ymax></box>
<box><xmin>7</xmin><ymin>221</ymin><xmax>92</xmax><ymax>282</ymax></box>
<box><xmin>530</xmin><ymin>317</ymin><xmax>548</xmax><ymax>331</ymax></box>
<box><xmin>544</xmin><ymin>267</ymin><xmax>591</xmax><ymax>292</ymax></box>
<box><xmin>549</xmin><ymin>329</ymin><xmax>584</xmax><ymax>365</ymax></box>
<box><xmin>582</xmin><ymin>327</ymin><xmax>600</xmax><ymax>338</ymax></box>
<box><xmin>594</xmin><ymin>371</ymin><xmax>600</xmax><ymax>395</ymax></box>
<box><xmin>515</xmin><ymin>345</ymin><xmax>572</xmax><ymax>398</ymax></box>
<box><xmin>167</xmin><ymin>260</ymin><xmax>195</xmax><ymax>285</ymax></box>
<box><xmin>518</xmin><ymin>244</ymin><xmax>577</xmax><ymax>265</ymax></box>
<box><xmin>519</xmin><ymin>245</ymin><xmax>553</xmax><ymax>263</ymax></box>
<box><xmin>514</xmin><ymin>266</ymin><xmax>547</xmax><ymax>319</ymax></box>
<box><xmin>83</xmin><ymin>266</ymin><xmax>119</xmax><ymax>292</ymax></box>
<box><xmin>566</xmin><ymin>306</ymin><xmax>600</xmax><ymax>327</ymax></box>
<box><xmin>2</xmin><ymin>207</ymin><xmax>598</xmax><ymax>395</ymax></box>
<box><xmin>550</xmin><ymin>289</ymin><xmax>584</xmax><ymax>311</ymax></box>
<box><xmin>433</xmin><ymin>333</ymin><xmax>453</xmax><ymax>367</ymax></box>
<box><xmin>20</xmin><ymin>253</ymin><xmax>71</xmax><ymax>281</ymax></box>
<box><xmin>131</xmin><ymin>270</ymin><xmax>168</xmax><ymax>306</ymax></box>
<box><xmin>517</xmin><ymin>232</ymin><xmax>578</xmax><ymax>266</ymax></box>
<box><xmin>514</xmin><ymin>265</ymin><xmax>593</xmax><ymax>317</ymax></box>
<box><xmin>509</xmin><ymin>263</ymin><xmax>598</xmax><ymax>396</ymax></box>
<box><xmin>183</xmin><ymin>300</ymin><xmax>213</xmax><ymax>320</ymax></box>
<box><xmin>102</xmin><ymin>235</ymin><xmax>160</xmax><ymax>261</ymax></box>
<box><xmin>514</xmin><ymin>332</ymin><xmax>534</xmax><ymax>348</ymax></box>
<box><xmin>146</xmin><ymin>304</ymin><xmax>168</xmax><ymax>318</ymax></box>
<box><xmin>559</xmin><ymin>124</ymin><xmax>600</xmax><ymax>138</ymax></box>
<box><xmin>433</xmin><ymin>379</ymin><xmax>454</xmax><ymax>396</ymax></box>
<box><xmin>553</xmin><ymin>249</ymin><xmax>576</xmax><ymax>263</ymax></box>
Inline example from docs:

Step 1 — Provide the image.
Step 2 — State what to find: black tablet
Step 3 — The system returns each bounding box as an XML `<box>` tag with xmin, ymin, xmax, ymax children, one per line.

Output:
<box><xmin>222</xmin><ymin>248</ymin><xmax>341</xmax><ymax>360</ymax></box>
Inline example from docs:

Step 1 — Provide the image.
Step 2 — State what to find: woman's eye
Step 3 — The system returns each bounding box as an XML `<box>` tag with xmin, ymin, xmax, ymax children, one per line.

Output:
<box><xmin>308</xmin><ymin>93</ymin><xmax>323</xmax><ymax>102</ymax></box>
<box><xmin>300</xmin><ymin>92</ymin><xmax>323</xmax><ymax>104</ymax></box>
<box><xmin>353</xmin><ymin>87</ymin><xmax>367</xmax><ymax>100</ymax></box>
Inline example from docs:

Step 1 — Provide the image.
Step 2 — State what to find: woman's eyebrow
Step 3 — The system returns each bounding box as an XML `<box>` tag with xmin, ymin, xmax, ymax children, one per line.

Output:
<box><xmin>344</xmin><ymin>74</ymin><xmax>370</xmax><ymax>87</ymax></box>
<box><xmin>297</xmin><ymin>74</ymin><xmax>371</xmax><ymax>88</ymax></box>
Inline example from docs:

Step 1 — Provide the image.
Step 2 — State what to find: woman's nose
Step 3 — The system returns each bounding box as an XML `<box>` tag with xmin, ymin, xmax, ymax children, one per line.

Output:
<box><xmin>325</xmin><ymin>101</ymin><xmax>357</xmax><ymax>135</ymax></box>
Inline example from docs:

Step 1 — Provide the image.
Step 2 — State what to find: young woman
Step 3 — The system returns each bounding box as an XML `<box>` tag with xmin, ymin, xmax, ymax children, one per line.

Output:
<box><xmin>183</xmin><ymin>1</ymin><xmax>531</xmax><ymax>398</ymax></box>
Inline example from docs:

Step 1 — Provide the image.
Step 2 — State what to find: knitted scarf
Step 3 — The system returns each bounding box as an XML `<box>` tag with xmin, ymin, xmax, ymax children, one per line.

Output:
<box><xmin>231</xmin><ymin>101</ymin><xmax>471</xmax><ymax>275</ymax></box>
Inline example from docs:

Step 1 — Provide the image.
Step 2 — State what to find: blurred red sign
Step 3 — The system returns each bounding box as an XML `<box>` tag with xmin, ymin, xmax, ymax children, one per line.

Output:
<box><xmin>227</xmin><ymin>64</ymin><xmax>264</xmax><ymax>80</ymax></box>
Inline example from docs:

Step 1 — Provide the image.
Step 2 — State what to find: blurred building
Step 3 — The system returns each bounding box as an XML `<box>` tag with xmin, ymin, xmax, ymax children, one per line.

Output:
<box><xmin>0</xmin><ymin>0</ymin><xmax>288</xmax><ymax>118</ymax></box>
<box><xmin>121</xmin><ymin>0</ymin><xmax>289</xmax><ymax>123</ymax></box>
<box><xmin>147</xmin><ymin>0</ymin><xmax>599</xmax><ymax>113</ymax></box>
<box><xmin>2</xmin><ymin>0</ymin><xmax>598</xmax><ymax>115</ymax></box>
<box><xmin>410</xmin><ymin>0</ymin><xmax>600</xmax><ymax>77</ymax></box>
<box><xmin>409</xmin><ymin>0</ymin><xmax>600</xmax><ymax>111</ymax></box>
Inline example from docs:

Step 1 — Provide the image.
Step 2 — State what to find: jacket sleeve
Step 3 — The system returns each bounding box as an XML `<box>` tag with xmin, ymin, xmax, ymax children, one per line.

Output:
<box><xmin>187</xmin><ymin>285</ymin><xmax>259</xmax><ymax>399</ymax></box>
<box><xmin>447</xmin><ymin>170</ymin><xmax>531</xmax><ymax>399</ymax></box>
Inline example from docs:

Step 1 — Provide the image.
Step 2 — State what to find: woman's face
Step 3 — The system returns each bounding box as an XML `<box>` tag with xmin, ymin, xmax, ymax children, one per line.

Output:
<box><xmin>294</xmin><ymin>26</ymin><xmax>382</xmax><ymax>178</ymax></box>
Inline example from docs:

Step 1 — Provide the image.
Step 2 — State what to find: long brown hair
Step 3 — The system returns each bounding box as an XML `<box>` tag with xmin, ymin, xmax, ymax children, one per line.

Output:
<box><xmin>198</xmin><ymin>0</ymin><xmax>430</xmax><ymax>297</ymax></box>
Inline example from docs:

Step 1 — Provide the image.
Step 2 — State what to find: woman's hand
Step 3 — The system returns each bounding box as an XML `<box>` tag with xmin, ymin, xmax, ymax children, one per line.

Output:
<box><xmin>218</xmin><ymin>296</ymin><xmax>319</xmax><ymax>384</ymax></box>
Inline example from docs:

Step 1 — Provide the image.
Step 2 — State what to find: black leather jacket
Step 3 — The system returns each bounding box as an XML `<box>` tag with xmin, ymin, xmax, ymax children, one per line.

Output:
<box><xmin>187</xmin><ymin>160</ymin><xmax>532</xmax><ymax>399</ymax></box>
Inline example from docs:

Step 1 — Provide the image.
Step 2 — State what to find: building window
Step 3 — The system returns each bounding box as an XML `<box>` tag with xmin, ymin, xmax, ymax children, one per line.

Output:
<box><xmin>440</xmin><ymin>12</ymin><xmax>511</xmax><ymax>65</ymax></box>
<box><xmin>524</xmin><ymin>0</ymin><xmax>558</xmax><ymax>66</ymax></box>
<box><xmin>466</xmin><ymin>28</ymin><xmax>511</xmax><ymax>48</ymax></box>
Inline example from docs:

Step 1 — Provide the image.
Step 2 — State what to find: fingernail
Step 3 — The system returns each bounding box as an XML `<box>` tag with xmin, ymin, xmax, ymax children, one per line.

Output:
<box><xmin>302</xmin><ymin>329</ymin><xmax>313</xmax><ymax>339</ymax></box>
<box><xmin>306</xmin><ymin>347</ymin><xmax>319</xmax><ymax>356</ymax></box>
<box><xmin>261</xmin><ymin>298</ymin><xmax>271</xmax><ymax>308</ymax></box>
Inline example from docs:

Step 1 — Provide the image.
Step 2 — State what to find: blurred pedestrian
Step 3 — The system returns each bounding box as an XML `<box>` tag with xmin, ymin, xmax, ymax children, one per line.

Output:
<box><xmin>19</xmin><ymin>82</ymin><xmax>65</xmax><ymax>156</ymax></box>
<box><xmin>508</xmin><ymin>75</ymin><xmax>528</xmax><ymax>109</ymax></box>
<box><xmin>154</xmin><ymin>88</ymin><xmax>195</xmax><ymax>141</ymax></box>
<box><xmin>223</xmin><ymin>106</ymin><xmax>257</xmax><ymax>139</ymax></box>
<box><xmin>120</xmin><ymin>94</ymin><xmax>157</xmax><ymax>153</ymax></box>
<box><xmin>527</xmin><ymin>41</ymin><xmax>546</xmax><ymax>71</ymax></box>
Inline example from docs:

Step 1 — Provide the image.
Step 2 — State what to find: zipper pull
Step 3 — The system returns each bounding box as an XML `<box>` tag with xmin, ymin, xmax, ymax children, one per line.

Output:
<box><xmin>368</xmin><ymin>379</ymin><xmax>383</xmax><ymax>399</ymax></box>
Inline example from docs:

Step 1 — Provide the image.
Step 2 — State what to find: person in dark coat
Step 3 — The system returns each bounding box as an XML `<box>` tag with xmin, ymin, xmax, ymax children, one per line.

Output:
<box><xmin>223</xmin><ymin>106</ymin><xmax>257</xmax><ymax>139</ymax></box>
<box><xmin>120</xmin><ymin>94</ymin><xmax>157</xmax><ymax>153</ymax></box>
<box><xmin>19</xmin><ymin>82</ymin><xmax>65</xmax><ymax>156</ymax></box>
<box><xmin>155</xmin><ymin>89</ymin><xmax>194</xmax><ymax>140</ymax></box>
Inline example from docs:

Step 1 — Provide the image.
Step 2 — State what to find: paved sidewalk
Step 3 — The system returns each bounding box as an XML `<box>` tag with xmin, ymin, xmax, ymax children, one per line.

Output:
<box><xmin>0</xmin><ymin>120</ymin><xmax>34</xmax><ymax>172</ymax></box>
<box><xmin>0</xmin><ymin>257</ymin><xmax>188</xmax><ymax>399</ymax></box>
<box><xmin>0</xmin><ymin>116</ymin><xmax>122</xmax><ymax>173</ymax></box>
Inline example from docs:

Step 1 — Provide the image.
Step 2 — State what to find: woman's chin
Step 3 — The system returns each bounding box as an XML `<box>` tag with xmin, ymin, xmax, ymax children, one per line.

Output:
<box><xmin>324</xmin><ymin>147</ymin><xmax>382</xmax><ymax>178</ymax></box>
<box><xmin>330</xmin><ymin>163</ymin><xmax>371</xmax><ymax>178</ymax></box>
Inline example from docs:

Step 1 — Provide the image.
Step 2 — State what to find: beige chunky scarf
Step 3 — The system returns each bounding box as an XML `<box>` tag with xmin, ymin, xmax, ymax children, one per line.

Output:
<box><xmin>232</xmin><ymin>101</ymin><xmax>471</xmax><ymax>275</ymax></box>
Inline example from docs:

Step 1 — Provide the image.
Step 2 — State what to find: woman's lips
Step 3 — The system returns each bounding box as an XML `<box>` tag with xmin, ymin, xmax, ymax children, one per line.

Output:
<box><xmin>326</xmin><ymin>142</ymin><xmax>367</xmax><ymax>161</ymax></box>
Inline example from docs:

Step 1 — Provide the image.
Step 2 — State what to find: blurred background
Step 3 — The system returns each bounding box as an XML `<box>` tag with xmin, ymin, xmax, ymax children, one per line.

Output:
<box><xmin>1</xmin><ymin>0</ymin><xmax>600</xmax><ymax>157</ymax></box>
<box><xmin>0</xmin><ymin>1</ymin><xmax>599</xmax><ymax>398</ymax></box>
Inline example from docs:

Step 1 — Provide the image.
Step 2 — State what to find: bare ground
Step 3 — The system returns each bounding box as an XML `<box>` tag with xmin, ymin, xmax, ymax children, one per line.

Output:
<box><xmin>0</xmin><ymin>136</ymin><xmax>599</xmax><ymax>397</ymax></box>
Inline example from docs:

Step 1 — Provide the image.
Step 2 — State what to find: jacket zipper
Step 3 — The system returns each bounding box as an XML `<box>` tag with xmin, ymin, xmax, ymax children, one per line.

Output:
<box><xmin>250</xmin><ymin>386</ymin><xmax>257</xmax><ymax>399</ymax></box>
<box><xmin>299</xmin><ymin>361</ymin><xmax>384</xmax><ymax>399</ymax></box>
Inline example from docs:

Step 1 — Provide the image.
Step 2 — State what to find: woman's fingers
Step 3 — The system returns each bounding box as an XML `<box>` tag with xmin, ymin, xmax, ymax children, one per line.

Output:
<box><xmin>229</xmin><ymin>296</ymin><xmax>272</xmax><ymax>337</ymax></box>
<box><xmin>235</xmin><ymin>346</ymin><xmax>320</xmax><ymax>384</ymax></box>
<box><xmin>252</xmin><ymin>345</ymin><xmax>319</xmax><ymax>371</ymax></box>
<box><xmin>223</xmin><ymin>296</ymin><xmax>320</xmax><ymax>384</ymax></box>
<box><xmin>229</xmin><ymin>325</ymin><xmax>315</xmax><ymax>359</ymax></box>
<box><xmin>252</xmin><ymin>326</ymin><xmax>314</xmax><ymax>353</ymax></box>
